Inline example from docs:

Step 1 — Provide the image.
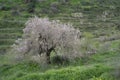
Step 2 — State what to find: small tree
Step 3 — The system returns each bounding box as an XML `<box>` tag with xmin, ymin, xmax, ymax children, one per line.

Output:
<box><xmin>13</xmin><ymin>17</ymin><xmax>81</xmax><ymax>64</ymax></box>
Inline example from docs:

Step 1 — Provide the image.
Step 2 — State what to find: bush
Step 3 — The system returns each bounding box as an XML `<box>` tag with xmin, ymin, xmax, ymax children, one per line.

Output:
<box><xmin>26</xmin><ymin>0</ymin><xmax>37</xmax><ymax>13</ymax></box>
<box><xmin>51</xmin><ymin>55</ymin><xmax>69</xmax><ymax>65</ymax></box>
<box><xmin>12</xmin><ymin>17</ymin><xmax>81</xmax><ymax>64</ymax></box>
<box><xmin>50</xmin><ymin>2</ymin><xmax>60</xmax><ymax>14</ymax></box>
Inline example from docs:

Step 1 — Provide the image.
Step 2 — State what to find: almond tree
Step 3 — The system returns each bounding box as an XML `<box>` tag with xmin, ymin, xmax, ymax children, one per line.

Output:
<box><xmin>13</xmin><ymin>17</ymin><xmax>81</xmax><ymax>64</ymax></box>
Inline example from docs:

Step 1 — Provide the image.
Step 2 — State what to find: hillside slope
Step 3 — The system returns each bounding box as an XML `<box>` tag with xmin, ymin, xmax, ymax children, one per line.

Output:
<box><xmin>0</xmin><ymin>40</ymin><xmax>120</xmax><ymax>80</ymax></box>
<box><xmin>0</xmin><ymin>0</ymin><xmax>120</xmax><ymax>80</ymax></box>
<box><xmin>0</xmin><ymin>0</ymin><xmax>120</xmax><ymax>53</ymax></box>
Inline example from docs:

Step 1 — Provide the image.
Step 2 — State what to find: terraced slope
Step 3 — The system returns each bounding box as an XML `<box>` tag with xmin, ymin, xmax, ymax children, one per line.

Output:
<box><xmin>0</xmin><ymin>0</ymin><xmax>120</xmax><ymax>53</ymax></box>
<box><xmin>0</xmin><ymin>20</ymin><xmax>24</xmax><ymax>53</ymax></box>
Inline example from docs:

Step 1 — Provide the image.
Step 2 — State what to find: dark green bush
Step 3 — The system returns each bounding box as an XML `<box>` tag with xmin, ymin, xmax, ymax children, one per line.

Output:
<box><xmin>26</xmin><ymin>0</ymin><xmax>37</xmax><ymax>13</ymax></box>
<box><xmin>51</xmin><ymin>55</ymin><xmax>69</xmax><ymax>65</ymax></box>
<box><xmin>50</xmin><ymin>2</ymin><xmax>60</xmax><ymax>14</ymax></box>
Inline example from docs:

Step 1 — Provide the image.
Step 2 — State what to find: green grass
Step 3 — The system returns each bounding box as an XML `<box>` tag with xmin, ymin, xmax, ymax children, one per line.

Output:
<box><xmin>0</xmin><ymin>39</ymin><xmax>15</xmax><ymax>45</ymax></box>
<box><xmin>0</xmin><ymin>33</ymin><xmax>22</xmax><ymax>39</ymax></box>
<box><xmin>0</xmin><ymin>52</ymin><xmax>117</xmax><ymax>80</ymax></box>
<box><xmin>0</xmin><ymin>40</ymin><xmax>120</xmax><ymax>80</ymax></box>
<box><xmin>0</xmin><ymin>0</ymin><xmax>120</xmax><ymax>79</ymax></box>
<box><xmin>0</xmin><ymin>61</ymin><xmax>113</xmax><ymax>80</ymax></box>
<box><xmin>0</xmin><ymin>0</ymin><xmax>120</xmax><ymax>52</ymax></box>
<box><xmin>17</xmin><ymin>65</ymin><xmax>111</xmax><ymax>80</ymax></box>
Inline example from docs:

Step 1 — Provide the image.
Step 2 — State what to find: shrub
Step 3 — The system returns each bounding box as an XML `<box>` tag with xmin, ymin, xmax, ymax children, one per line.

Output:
<box><xmin>51</xmin><ymin>55</ymin><xmax>69</xmax><ymax>65</ymax></box>
<box><xmin>12</xmin><ymin>17</ymin><xmax>81</xmax><ymax>64</ymax></box>
<box><xmin>50</xmin><ymin>2</ymin><xmax>60</xmax><ymax>14</ymax></box>
<box><xmin>26</xmin><ymin>0</ymin><xmax>37</xmax><ymax>13</ymax></box>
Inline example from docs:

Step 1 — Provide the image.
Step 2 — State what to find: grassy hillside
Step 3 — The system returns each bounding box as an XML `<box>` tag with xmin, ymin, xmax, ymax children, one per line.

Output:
<box><xmin>0</xmin><ymin>38</ymin><xmax>120</xmax><ymax>80</ymax></box>
<box><xmin>0</xmin><ymin>0</ymin><xmax>120</xmax><ymax>80</ymax></box>
<box><xmin>0</xmin><ymin>0</ymin><xmax>120</xmax><ymax>53</ymax></box>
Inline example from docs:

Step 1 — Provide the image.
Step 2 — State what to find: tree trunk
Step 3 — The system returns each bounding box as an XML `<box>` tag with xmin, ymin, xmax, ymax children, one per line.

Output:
<box><xmin>46</xmin><ymin>51</ymin><xmax>51</xmax><ymax>64</ymax></box>
<box><xmin>46</xmin><ymin>47</ymin><xmax>55</xmax><ymax>64</ymax></box>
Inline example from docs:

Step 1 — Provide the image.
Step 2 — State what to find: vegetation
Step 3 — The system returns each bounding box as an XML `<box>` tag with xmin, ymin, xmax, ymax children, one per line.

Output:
<box><xmin>12</xmin><ymin>17</ymin><xmax>81</xmax><ymax>64</ymax></box>
<box><xmin>0</xmin><ymin>0</ymin><xmax>120</xmax><ymax>80</ymax></box>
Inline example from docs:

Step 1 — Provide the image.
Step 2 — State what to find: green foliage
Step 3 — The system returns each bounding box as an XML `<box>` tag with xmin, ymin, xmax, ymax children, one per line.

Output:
<box><xmin>0</xmin><ymin>0</ymin><xmax>120</xmax><ymax>79</ymax></box>
<box><xmin>0</xmin><ymin>64</ymin><xmax>111</xmax><ymax>80</ymax></box>
<box><xmin>0</xmin><ymin>0</ymin><xmax>120</xmax><ymax>52</ymax></box>
<box><xmin>26</xmin><ymin>0</ymin><xmax>37</xmax><ymax>13</ymax></box>
<box><xmin>0</xmin><ymin>61</ymin><xmax>41</xmax><ymax>80</ymax></box>
<box><xmin>51</xmin><ymin>55</ymin><xmax>69</xmax><ymax>65</ymax></box>
<box><xmin>0</xmin><ymin>40</ymin><xmax>120</xmax><ymax>80</ymax></box>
